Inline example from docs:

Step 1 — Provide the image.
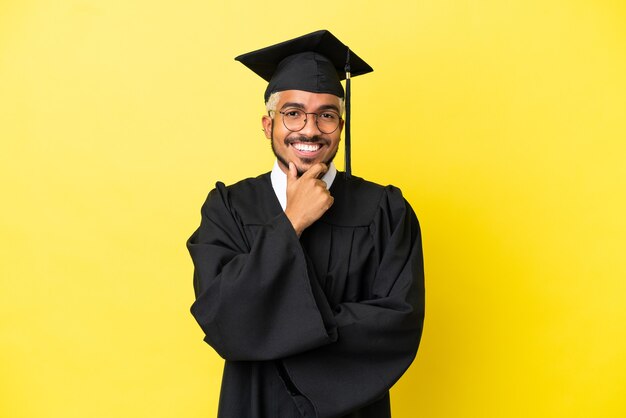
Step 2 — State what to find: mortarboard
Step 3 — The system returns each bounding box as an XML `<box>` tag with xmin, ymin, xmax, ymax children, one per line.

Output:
<box><xmin>235</xmin><ymin>30</ymin><xmax>373</xmax><ymax>177</ymax></box>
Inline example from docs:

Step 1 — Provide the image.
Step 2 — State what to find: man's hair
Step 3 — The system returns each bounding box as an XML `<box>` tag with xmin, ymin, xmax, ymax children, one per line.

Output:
<box><xmin>265</xmin><ymin>92</ymin><xmax>345</xmax><ymax>115</ymax></box>
<box><xmin>265</xmin><ymin>92</ymin><xmax>282</xmax><ymax>114</ymax></box>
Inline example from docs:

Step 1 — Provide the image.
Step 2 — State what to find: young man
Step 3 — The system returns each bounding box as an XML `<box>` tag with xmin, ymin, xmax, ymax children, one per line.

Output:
<box><xmin>188</xmin><ymin>30</ymin><xmax>425</xmax><ymax>418</ymax></box>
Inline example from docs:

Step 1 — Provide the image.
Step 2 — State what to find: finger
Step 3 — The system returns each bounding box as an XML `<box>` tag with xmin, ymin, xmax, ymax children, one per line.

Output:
<box><xmin>322</xmin><ymin>196</ymin><xmax>334</xmax><ymax>212</ymax></box>
<box><xmin>288</xmin><ymin>162</ymin><xmax>298</xmax><ymax>182</ymax></box>
<box><xmin>314</xmin><ymin>179</ymin><xmax>328</xmax><ymax>188</ymax></box>
<box><xmin>302</xmin><ymin>163</ymin><xmax>328</xmax><ymax>179</ymax></box>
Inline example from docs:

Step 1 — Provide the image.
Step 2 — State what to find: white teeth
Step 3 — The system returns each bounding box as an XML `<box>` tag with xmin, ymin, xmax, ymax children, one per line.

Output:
<box><xmin>293</xmin><ymin>143</ymin><xmax>321</xmax><ymax>152</ymax></box>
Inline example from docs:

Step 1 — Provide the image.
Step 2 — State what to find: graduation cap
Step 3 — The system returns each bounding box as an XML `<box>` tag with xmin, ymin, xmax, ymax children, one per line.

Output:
<box><xmin>235</xmin><ymin>30</ymin><xmax>373</xmax><ymax>177</ymax></box>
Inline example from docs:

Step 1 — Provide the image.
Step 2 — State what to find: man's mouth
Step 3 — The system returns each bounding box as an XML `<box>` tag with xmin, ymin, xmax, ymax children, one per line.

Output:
<box><xmin>285</xmin><ymin>136</ymin><xmax>329</xmax><ymax>156</ymax></box>
<box><xmin>292</xmin><ymin>142</ymin><xmax>322</xmax><ymax>152</ymax></box>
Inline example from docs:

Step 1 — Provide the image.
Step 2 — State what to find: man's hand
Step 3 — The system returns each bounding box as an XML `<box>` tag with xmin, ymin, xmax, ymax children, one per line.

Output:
<box><xmin>284</xmin><ymin>162</ymin><xmax>334</xmax><ymax>237</ymax></box>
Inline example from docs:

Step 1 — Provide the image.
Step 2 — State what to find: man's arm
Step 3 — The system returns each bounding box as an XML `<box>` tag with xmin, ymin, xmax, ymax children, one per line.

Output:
<box><xmin>189</xmin><ymin>168</ymin><xmax>424</xmax><ymax>417</ymax></box>
<box><xmin>281</xmin><ymin>186</ymin><xmax>424</xmax><ymax>418</ymax></box>
<box><xmin>188</xmin><ymin>181</ymin><xmax>338</xmax><ymax>361</ymax></box>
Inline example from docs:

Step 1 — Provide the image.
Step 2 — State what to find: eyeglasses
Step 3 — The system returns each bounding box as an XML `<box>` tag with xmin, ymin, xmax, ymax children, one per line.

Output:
<box><xmin>278</xmin><ymin>108</ymin><xmax>342</xmax><ymax>134</ymax></box>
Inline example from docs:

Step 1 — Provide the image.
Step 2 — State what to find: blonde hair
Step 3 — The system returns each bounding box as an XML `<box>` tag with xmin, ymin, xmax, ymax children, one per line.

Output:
<box><xmin>265</xmin><ymin>92</ymin><xmax>282</xmax><ymax>113</ymax></box>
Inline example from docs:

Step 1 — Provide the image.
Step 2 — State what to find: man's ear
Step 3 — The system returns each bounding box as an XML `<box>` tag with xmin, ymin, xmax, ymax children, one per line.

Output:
<box><xmin>261</xmin><ymin>115</ymin><xmax>273</xmax><ymax>139</ymax></box>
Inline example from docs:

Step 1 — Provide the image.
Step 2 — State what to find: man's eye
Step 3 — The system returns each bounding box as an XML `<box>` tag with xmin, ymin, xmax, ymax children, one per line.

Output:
<box><xmin>320</xmin><ymin>112</ymin><xmax>338</xmax><ymax>120</ymax></box>
<box><xmin>284</xmin><ymin>110</ymin><xmax>302</xmax><ymax>118</ymax></box>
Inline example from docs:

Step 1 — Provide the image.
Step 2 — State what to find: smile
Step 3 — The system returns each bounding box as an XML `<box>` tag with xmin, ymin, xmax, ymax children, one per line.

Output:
<box><xmin>292</xmin><ymin>142</ymin><xmax>322</xmax><ymax>152</ymax></box>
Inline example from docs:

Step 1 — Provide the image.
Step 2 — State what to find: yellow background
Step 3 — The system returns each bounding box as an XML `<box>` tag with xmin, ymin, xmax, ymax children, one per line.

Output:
<box><xmin>1</xmin><ymin>1</ymin><xmax>625</xmax><ymax>417</ymax></box>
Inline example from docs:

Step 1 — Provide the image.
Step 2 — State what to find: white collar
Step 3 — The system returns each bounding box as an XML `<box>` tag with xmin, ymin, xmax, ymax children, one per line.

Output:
<box><xmin>270</xmin><ymin>160</ymin><xmax>337</xmax><ymax>211</ymax></box>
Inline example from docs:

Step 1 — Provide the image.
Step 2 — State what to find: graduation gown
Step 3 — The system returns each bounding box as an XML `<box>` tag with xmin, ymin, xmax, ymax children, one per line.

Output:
<box><xmin>188</xmin><ymin>171</ymin><xmax>425</xmax><ymax>418</ymax></box>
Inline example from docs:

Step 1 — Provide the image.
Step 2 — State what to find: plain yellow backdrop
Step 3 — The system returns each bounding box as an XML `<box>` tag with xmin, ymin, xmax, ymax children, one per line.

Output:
<box><xmin>1</xmin><ymin>1</ymin><xmax>625</xmax><ymax>417</ymax></box>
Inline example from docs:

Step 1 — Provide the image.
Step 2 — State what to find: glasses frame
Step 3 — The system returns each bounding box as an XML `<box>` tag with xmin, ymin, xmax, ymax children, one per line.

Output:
<box><xmin>277</xmin><ymin>109</ymin><xmax>342</xmax><ymax>134</ymax></box>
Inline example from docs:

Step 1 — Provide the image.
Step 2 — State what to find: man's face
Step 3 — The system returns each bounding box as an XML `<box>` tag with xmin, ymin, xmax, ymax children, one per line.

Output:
<box><xmin>262</xmin><ymin>90</ymin><xmax>344</xmax><ymax>176</ymax></box>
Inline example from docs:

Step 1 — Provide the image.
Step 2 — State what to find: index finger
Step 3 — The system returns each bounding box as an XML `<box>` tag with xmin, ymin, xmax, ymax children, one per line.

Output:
<box><xmin>301</xmin><ymin>163</ymin><xmax>328</xmax><ymax>179</ymax></box>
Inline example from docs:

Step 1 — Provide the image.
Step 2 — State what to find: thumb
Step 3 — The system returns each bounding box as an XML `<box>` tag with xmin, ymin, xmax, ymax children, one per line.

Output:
<box><xmin>288</xmin><ymin>162</ymin><xmax>298</xmax><ymax>182</ymax></box>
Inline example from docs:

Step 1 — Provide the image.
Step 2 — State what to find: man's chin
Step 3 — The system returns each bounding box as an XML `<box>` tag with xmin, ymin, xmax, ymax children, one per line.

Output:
<box><xmin>278</xmin><ymin>156</ymin><xmax>318</xmax><ymax>176</ymax></box>
<box><xmin>290</xmin><ymin>161</ymin><xmax>312</xmax><ymax>177</ymax></box>
<box><xmin>294</xmin><ymin>157</ymin><xmax>330</xmax><ymax>175</ymax></box>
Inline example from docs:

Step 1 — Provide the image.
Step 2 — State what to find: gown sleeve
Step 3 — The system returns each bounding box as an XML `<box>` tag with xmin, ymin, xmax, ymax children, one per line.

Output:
<box><xmin>281</xmin><ymin>185</ymin><xmax>425</xmax><ymax>418</ymax></box>
<box><xmin>188</xmin><ymin>182</ymin><xmax>338</xmax><ymax>361</ymax></box>
<box><xmin>189</xmin><ymin>181</ymin><xmax>425</xmax><ymax>418</ymax></box>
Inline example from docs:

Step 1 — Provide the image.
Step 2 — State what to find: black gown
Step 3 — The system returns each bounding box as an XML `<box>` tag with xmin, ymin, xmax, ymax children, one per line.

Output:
<box><xmin>188</xmin><ymin>171</ymin><xmax>425</xmax><ymax>418</ymax></box>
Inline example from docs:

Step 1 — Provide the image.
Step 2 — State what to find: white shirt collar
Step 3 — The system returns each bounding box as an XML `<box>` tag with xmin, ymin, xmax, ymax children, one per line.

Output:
<box><xmin>270</xmin><ymin>160</ymin><xmax>337</xmax><ymax>211</ymax></box>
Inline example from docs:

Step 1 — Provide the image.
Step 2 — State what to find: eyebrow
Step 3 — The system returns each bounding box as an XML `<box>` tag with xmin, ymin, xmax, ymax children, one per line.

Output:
<box><xmin>280</xmin><ymin>102</ymin><xmax>341</xmax><ymax>113</ymax></box>
<box><xmin>280</xmin><ymin>102</ymin><xmax>306</xmax><ymax>110</ymax></box>
<box><xmin>317</xmin><ymin>104</ymin><xmax>341</xmax><ymax>113</ymax></box>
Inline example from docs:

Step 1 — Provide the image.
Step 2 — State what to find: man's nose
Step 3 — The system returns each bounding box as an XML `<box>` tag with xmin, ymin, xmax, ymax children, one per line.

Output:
<box><xmin>300</xmin><ymin>113</ymin><xmax>322</xmax><ymax>136</ymax></box>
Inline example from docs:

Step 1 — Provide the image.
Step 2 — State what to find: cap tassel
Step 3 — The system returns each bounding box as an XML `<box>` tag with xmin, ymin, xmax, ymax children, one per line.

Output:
<box><xmin>344</xmin><ymin>48</ymin><xmax>352</xmax><ymax>179</ymax></box>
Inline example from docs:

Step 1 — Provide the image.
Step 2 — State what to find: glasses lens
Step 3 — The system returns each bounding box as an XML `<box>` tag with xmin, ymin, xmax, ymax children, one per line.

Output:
<box><xmin>316</xmin><ymin>111</ymin><xmax>340</xmax><ymax>134</ymax></box>
<box><xmin>282</xmin><ymin>109</ymin><xmax>306</xmax><ymax>132</ymax></box>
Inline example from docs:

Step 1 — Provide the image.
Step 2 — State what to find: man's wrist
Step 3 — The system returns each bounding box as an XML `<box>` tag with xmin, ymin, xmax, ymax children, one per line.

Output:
<box><xmin>284</xmin><ymin>210</ymin><xmax>304</xmax><ymax>237</ymax></box>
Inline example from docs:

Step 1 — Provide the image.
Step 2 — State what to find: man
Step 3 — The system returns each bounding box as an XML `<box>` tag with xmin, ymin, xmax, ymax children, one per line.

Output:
<box><xmin>188</xmin><ymin>30</ymin><xmax>425</xmax><ymax>418</ymax></box>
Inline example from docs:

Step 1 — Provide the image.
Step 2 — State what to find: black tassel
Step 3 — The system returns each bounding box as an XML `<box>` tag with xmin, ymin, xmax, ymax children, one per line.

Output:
<box><xmin>344</xmin><ymin>48</ymin><xmax>352</xmax><ymax>178</ymax></box>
